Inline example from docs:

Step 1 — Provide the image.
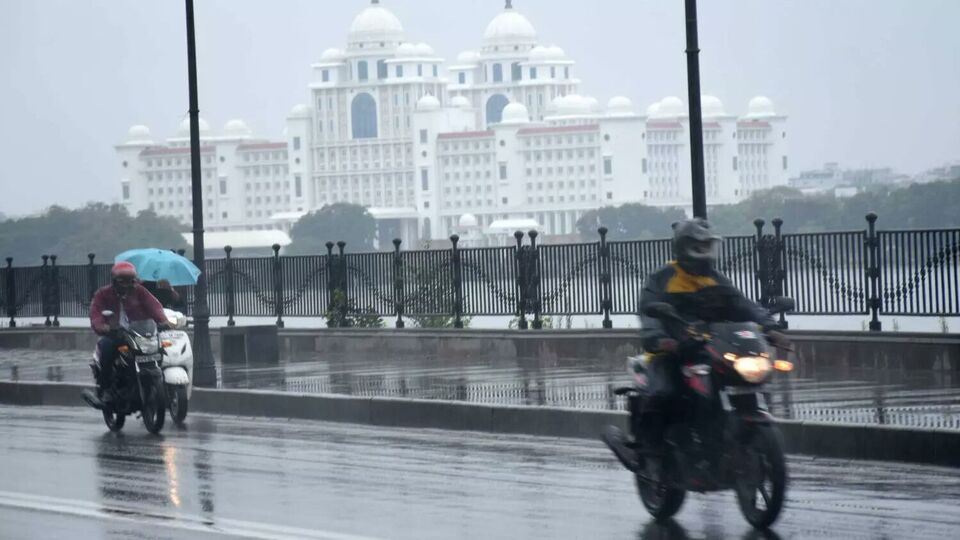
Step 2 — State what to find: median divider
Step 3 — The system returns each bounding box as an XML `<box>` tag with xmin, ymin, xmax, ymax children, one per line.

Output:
<box><xmin>1</xmin><ymin>381</ymin><xmax>957</xmax><ymax>467</ymax></box>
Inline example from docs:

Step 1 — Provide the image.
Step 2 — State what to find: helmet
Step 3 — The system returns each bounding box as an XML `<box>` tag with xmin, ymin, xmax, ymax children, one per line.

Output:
<box><xmin>673</xmin><ymin>218</ymin><xmax>721</xmax><ymax>275</ymax></box>
<box><xmin>111</xmin><ymin>261</ymin><xmax>138</xmax><ymax>296</ymax></box>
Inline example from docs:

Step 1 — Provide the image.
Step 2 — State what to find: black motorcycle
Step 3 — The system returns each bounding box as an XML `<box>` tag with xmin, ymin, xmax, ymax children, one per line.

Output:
<box><xmin>603</xmin><ymin>291</ymin><xmax>795</xmax><ymax>529</ymax></box>
<box><xmin>83</xmin><ymin>312</ymin><xmax>167</xmax><ymax>434</ymax></box>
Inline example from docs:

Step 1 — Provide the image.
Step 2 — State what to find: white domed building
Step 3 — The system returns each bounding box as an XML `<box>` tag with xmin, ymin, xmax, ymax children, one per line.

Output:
<box><xmin>116</xmin><ymin>1</ymin><xmax>787</xmax><ymax>247</ymax></box>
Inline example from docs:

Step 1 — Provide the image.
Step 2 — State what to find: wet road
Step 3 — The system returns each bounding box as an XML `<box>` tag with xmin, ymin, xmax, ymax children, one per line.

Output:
<box><xmin>1</xmin><ymin>406</ymin><xmax>959</xmax><ymax>539</ymax></box>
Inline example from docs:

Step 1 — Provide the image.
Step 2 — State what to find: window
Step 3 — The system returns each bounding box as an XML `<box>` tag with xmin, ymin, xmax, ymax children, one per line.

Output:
<box><xmin>733</xmin><ymin>156</ymin><xmax>738</xmax><ymax>171</ymax></box>
<box><xmin>564</xmin><ymin>66</ymin><xmax>570</xmax><ymax>79</ymax></box>
<box><xmin>499</xmin><ymin>163</ymin><xmax>507</xmax><ymax>180</ymax></box>
<box><xmin>432</xmin><ymin>65</ymin><xmax>438</xmax><ymax>77</ymax></box>
<box><xmin>604</xmin><ymin>157</ymin><xmax>613</xmax><ymax>175</ymax></box>
<box><xmin>420</xmin><ymin>168</ymin><xmax>429</xmax><ymax>191</ymax></box>
<box><xmin>417</xmin><ymin>64</ymin><xmax>423</xmax><ymax>76</ymax></box>
<box><xmin>377</xmin><ymin>59</ymin><xmax>387</xmax><ymax>79</ymax></box>
<box><xmin>293</xmin><ymin>137</ymin><xmax>301</xmax><ymax>150</ymax></box>
<box><xmin>550</xmin><ymin>66</ymin><xmax>556</xmax><ymax>78</ymax></box>
<box><xmin>322</xmin><ymin>69</ymin><xmax>330</xmax><ymax>82</ymax></box>
<box><xmin>529</xmin><ymin>67</ymin><xmax>537</xmax><ymax>80</ymax></box>
<box><xmin>357</xmin><ymin>60</ymin><xmax>368</xmax><ymax>81</ymax></box>
<box><xmin>122</xmin><ymin>183</ymin><xmax>130</xmax><ymax>199</ymax></box>
<box><xmin>485</xmin><ymin>94</ymin><xmax>509</xmax><ymax>125</ymax></box>
<box><xmin>493</xmin><ymin>63</ymin><xmax>503</xmax><ymax>82</ymax></box>
<box><xmin>606</xmin><ymin>192</ymin><xmax>613</xmax><ymax>200</ymax></box>
<box><xmin>511</xmin><ymin>62</ymin><xmax>521</xmax><ymax>81</ymax></box>
<box><xmin>222</xmin><ymin>211</ymin><xmax>228</xmax><ymax>219</ymax></box>
<box><xmin>219</xmin><ymin>179</ymin><xmax>227</xmax><ymax>194</ymax></box>
<box><xmin>351</xmin><ymin>93</ymin><xmax>378</xmax><ymax>139</ymax></box>
<box><xmin>419</xmin><ymin>129</ymin><xmax>428</xmax><ymax>144</ymax></box>
<box><xmin>458</xmin><ymin>72</ymin><xmax>466</xmax><ymax>84</ymax></box>
<box><xmin>782</xmin><ymin>156</ymin><xmax>788</xmax><ymax>170</ymax></box>
<box><xmin>295</xmin><ymin>175</ymin><xmax>302</xmax><ymax>197</ymax></box>
<box><xmin>501</xmin><ymin>197</ymin><xmax>508</xmax><ymax>205</ymax></box>
<box><xmin>642</xmin><ymin>158</ymin><xmax>648</xmax><ymax>173</ymax></box>
<box><xmin>396</xmin><ymin>65</ymin><xmax>403</xmax><ymax>77</ymax></box>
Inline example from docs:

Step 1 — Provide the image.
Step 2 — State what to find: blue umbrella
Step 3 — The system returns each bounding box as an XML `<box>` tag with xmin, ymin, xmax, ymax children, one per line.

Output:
<box><xmin>115</xmin><ymin>248</ymin><xmax>201</xmax><ymax>286</ymax></box>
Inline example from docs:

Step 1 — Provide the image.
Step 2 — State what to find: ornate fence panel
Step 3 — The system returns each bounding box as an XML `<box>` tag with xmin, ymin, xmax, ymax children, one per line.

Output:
<box><xmin>781</xmin><ymin>231</ymin><xmax>868</xmax><ymax>315</ymax></box>
<box><xmin>280</xmin><ymin>254</ymin><xmax>332</xmax><ymax>317</ymax></box>
<box><xmin>11</xmin><ymin>265</ymin><xmax>45</xmax><ymax>319</ymax></box>
<box><xmin>460</xmin><ymin>246</ymin><xmax>518</xmax><ymax>316</ymax></box>
<box><xmin>203</xmin><ymin>257</ymin><xmax>229</xmax><ymax>317</ymax></box>
<box><xmin>719</xmin><ymin>235</ymin><xmax>760</xmax><ymax>302</ymax></box>
<box><xmin>345</xmin><ymin>251</ymin><xmax>395</xmax><ymax>315</ymax></box>
<box><xmin>537</xmin><ymin>242</ymin><xmax>602</xmax><ymax>315</ymax></box>
<box><xmin>879</xmin><ymin>229</ymin><xmax>960</xmax><ymax>316</ymax></box>
<box><xmin>227</xmin><ymin>256</ymin><xmax>276</xmax><ymax>316</ymax></box>
<box><xmin>400</xmin><ymin>248</ymin><xmax>454</xmax><ymax>317</ymax></box>
<box><xmin>608</xmin><ymin>238</ymin><xmax>672</xmax><ymax>315</ymax></box>
<box><xmin>54</xmin><ymin>262</ymin><xmax>111</xmax><ymax>317</ymax></box>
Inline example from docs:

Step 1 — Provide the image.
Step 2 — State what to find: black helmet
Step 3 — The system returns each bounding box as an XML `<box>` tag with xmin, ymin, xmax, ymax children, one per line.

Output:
<box><xmin>673</xmin><ymin>218</ymin><xmax>721</xmax><ymax>275</ymax></box>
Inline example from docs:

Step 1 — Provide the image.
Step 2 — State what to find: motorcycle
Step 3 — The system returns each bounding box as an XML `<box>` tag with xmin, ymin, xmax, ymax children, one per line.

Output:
<box><xmin>160</xmin><ymin>308</ymin><xmax>193</xmax><ymax>425</ymax></box>
<box><xmin>602</xmin><ymin>288</ymin><xmax>795</xmax><ymax>529</ymax></box>
<box><xmin>83</xmin><ymin>311</ymin><xmax>167</xmax><ymax>434</ymax></box>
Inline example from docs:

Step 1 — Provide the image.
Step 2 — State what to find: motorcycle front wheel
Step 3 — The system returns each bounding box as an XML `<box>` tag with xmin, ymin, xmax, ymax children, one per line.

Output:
<box><xmin>102</xmin><ymin>409</ymin><xmax>125</xmax><ymax>432</ymax></box>
<box><xmin>167</xmin><ymin>384</ymin><xmax>188</xmax><ymax>426</ymax></box>
<box><xmin>141</xmin><ymin>382</ymin><xmax>166</xmax><ymax>435</ymax></box>
<box><xmin>636</xmin><ymin>454</ymin><xmax>686</xmax><ymax>520</ymax></box>
<box><xmin>735</xmin><ymin>424</ymin><xmax>787</xmax><ymax>529</ymax></box>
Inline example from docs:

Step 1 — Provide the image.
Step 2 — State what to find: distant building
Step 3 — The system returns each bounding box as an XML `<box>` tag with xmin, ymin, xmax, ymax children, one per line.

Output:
<box><xmin>116</xmin><ymin>1</ymin><xmax>789</xmax><ymax>248</ymax></box>
<box><xmin>912</xmin><ymin>162</ymin><xmax>960</xmax><ymax>184</ymax></box>
<box><xmin>789</xmin><ymin>162</ymin><xmax>908</xmax><ymax>196</ymax></box>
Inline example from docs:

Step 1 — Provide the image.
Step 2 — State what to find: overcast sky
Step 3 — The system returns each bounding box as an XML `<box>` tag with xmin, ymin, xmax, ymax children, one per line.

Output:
<box><xmin>2</xmin><ymin>0</ymin><xmax>958</xmax><ymax>217</ymax></box>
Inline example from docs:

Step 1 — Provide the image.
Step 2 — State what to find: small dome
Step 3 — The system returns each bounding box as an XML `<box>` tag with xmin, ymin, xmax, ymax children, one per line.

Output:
<box><xmin>223</xmin><ymin>119</ymin><xmax>252</xmax><ymax>137</ymax></box>
<box><xmin>500</xmin><ymin>102</ymin><xmax>530</xmax><ymax>124</ymax></box>
<box><xmin>413</xmin><ymin>42</ymin><xmax>434</xmax><ymax>57</ymax></box>
<box><xmin>645</xmin><ymin>102</ymin><xmax>660</xmax><ymax>117</ymax></box>
<box><xmin>458</xmin><ymin>213</ymin><xmax>478</xmax><ymax>228</ymax></box>
<box><xmin>416</xmin><ymin>94</ymin><xmax>441</xmax><ymax>111</ymax></box>
<box><xmin>656</xmin><ymin>96</ymin><xmax>685</xmax><ymax>118</ymax></box>
<box><xmin>606</xmin><ymin>96</ymin><xmax>635</xmax><ymax>117</ymax></box>
<box><xmin>348</xmin><ymin>3</ymin><xmax>404</xmax><ymax>44</ymax></box>
<box><xmin>746</xmin><ymin>95</ymin><xmax>776</xmax><ymax>118</ymax></box>
<box><xmin>545</xmin><ymin>45</ymin><xmax>566</xmax><ymax>59</ymax></box>
<box><xmin>584</xmin><ymin>96</ymin><xmax>600</xmax><ymax>112</ymax></box>
<box><xmin>456</xmin><ymin>50</ymin><xmax>480</xmax><ymax>64</ymax></box>
<box><xmin>554</xmin><ymin>94</ymin><xmax>592</xmax><ymax>116</ymax></box>
<box><xmin>451</xmin><ymin>96</ymin><xmax>471</xmax><ymax>109</ymax></box>
<box><xmin>126</xmin><ymin>125</ymin><xmax>153</xmax><ymax>143</ymax></box>
<box><xmin>177</xmin><ymin>116</ymin><xmax>210</xmax><ymax>136</ymax></box>
<box><xmin>701</xmin><ymin>95</ymin><xmax>726</xmax><ymax>118</ymax></box>
<box><xmin>320</xmin><ymin>47</ymin><xmax>344</xmax><ymax>61</ymax></box>
<box><xmin>529</xmin><ymin>45</ymin><xmax>550</xmax><ymax>60</ymax></box>
<box><xmin>483</xmin><ymin>5</ymin><xmax>537</xmax><ymax>48</ymax></box>
<box><xmin>289</xmin><ymin>104</ymin><xmax>311</xmax><ymax>118</ymax></box>
<box><xmin>396</xmin><ymin>42</ymin><xmax>418</xmax><ymax>57</ymax></box>
<box><xmin>530</xmin><ymin>45</ymin><xmax>566</xmax><ymax>62</ymax></box>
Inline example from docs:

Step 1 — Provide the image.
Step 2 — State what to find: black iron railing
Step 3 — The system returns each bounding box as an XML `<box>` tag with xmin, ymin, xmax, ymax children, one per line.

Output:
<box><xmin>2</xmin><ymin>214</ymin><xmax>959</xmax><ymax>329</ymax></box>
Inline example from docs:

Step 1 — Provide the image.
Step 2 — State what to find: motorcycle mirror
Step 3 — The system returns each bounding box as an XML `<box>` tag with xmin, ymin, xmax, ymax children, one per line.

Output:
<box><xmin>101</xmin><ymin>310</ymin><xmax>114</xmax><ymax>318</ymax></box>
<box><xmin>643</xmin><ymin>302</ymin><xmax>679</xmax><ymax>320</ymax></box>
<box><xmin>768</xmin><ymin>297</ymin><xmax>796</xmax><ymax>315</ymax></box>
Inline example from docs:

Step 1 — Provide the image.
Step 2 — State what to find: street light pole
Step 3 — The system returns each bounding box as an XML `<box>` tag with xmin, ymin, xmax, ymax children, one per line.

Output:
<box><xmin>185</xmin><ymin>0</ymin><xmax>216</xmax><ymax>387</ymax></box>
<box><xmin>684</xmin><ymin>0</ymin><xmax>707</xmax><ymax>219</ymax></box>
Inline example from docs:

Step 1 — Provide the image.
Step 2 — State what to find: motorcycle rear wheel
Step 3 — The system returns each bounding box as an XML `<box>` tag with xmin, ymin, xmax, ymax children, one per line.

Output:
<box><xmin>735</xmin><ymin>424</ymin><xmax>787</xmax><ymax>529</ymax></box>
<box><xmin>102</xmin><ymin>409</ymin><xmax>125</xmax><ymax>432</ymax></box>
<box><xmin>636</xmin><ymin>455</ymin><xmax>686</xmax><ymax>520</ymax></box>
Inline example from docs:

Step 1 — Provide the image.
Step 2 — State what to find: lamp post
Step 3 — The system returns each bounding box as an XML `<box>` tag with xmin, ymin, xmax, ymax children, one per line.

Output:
<box><xmin>185</xmin><ymin>0</ymin><xmax>216</xmax><ymax>387</ymax></box>
<box><xmin>684</xmin><ymin>0</ymin><xmax>707</xmax><ymax>219</ymax></box>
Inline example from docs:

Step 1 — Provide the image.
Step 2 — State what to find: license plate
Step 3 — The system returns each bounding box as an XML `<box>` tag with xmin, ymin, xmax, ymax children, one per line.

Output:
<box><xmin>136</xmin><ymin>354</ymin><xmax>161</xmax><ymax>364</ymax></box>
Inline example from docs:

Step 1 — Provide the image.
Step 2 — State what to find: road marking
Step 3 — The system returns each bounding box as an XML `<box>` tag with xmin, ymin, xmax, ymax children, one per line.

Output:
<box><xmin>0</xmin><ymin>490</ymin><xmax>383</xmax><ymax>540</ymax></box>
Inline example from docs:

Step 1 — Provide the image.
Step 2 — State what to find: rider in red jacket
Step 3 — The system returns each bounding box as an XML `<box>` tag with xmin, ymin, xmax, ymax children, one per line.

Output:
<box><xmin>83</xmin><ymin>262</ymin><xmax>169</xmax><ymax>408</ymax></box>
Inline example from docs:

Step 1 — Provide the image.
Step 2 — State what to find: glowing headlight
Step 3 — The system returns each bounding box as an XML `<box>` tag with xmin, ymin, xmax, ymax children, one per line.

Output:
<box><xmin>733</xmin><ymin>356</ymin><xmax>772</xmax><ymax>383</ymax></box>
<box><xmin>135</xmin><ymin>336</ymin><xmax>160</xmax><ymax>354</ymax></box>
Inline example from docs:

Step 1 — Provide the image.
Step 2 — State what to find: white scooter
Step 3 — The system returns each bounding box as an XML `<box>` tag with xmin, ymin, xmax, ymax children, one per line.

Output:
<box><xmin>160</xmin><ymin>309</ymin><xmax>193</xmax><ymax>425</ymax></box>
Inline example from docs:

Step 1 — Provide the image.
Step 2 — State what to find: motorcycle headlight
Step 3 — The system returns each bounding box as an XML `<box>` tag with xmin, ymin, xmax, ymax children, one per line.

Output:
<box><xmin>733</xmin><ymin>356</ymin><xmax>772</xmax><ymax>383</ymax></box>
<box><xmin>134</xmin><ymin>336</ymin><xmax>160</xmax><ymax>354</ymax></box>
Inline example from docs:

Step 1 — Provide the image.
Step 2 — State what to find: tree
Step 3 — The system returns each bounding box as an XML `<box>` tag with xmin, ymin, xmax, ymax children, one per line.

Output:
<box><xmin>577</xmin><ymin>204</ymin><xmax>687</xmax><ymax>240</ymax></box>
<box><xmin>0</xmin><ymin>203</ymin><xmax>187</xmax><ymax>264</ymax></box>
<box><xmin>287</xmin><ymin>203</ymin><xmax>376</xmax><ymax>254</ymax></box>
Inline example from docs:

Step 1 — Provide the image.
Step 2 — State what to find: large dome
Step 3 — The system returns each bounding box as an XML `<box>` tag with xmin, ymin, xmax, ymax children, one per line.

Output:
<box><xmin>348</xmin><ymin>2</ymin><xmax>404</xmax><ymax>45</ymax></box>
<box><xmin>500</xmin><ymin>102</ymin><xmax>530</xmax><ymax>124</ymax></box>
<box><xmin>483</xmin><ymin>3</ymin><xmax>537</xmax><ymax>49</ymax></box>
<box><xmin>746</xmin><ymin>96</ymin><xmax>776</xmax><ymax>118</ymax></box>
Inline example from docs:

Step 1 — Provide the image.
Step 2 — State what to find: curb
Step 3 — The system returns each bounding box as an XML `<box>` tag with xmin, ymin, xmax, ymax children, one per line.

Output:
<box><xmin>1</xmin><ymin>381</ymin><xmax>957</xmax><ymax>467</ymax></box>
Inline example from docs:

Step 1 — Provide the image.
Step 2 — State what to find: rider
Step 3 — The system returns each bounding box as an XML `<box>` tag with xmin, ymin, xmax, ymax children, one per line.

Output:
<box><xmin>606</xmin><ymin>218</ymin><xmax>790</xmax><ymax>469</ymax></box>
<box><xmin>82</xmin><ymin>262</ymin><xmax>169</xmax><ymax>409</ymax></box>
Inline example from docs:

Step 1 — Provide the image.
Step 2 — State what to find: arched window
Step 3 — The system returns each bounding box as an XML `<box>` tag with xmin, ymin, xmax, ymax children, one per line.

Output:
<box><xmin>357</xmin><ymin>61</ymin><xmax>369</xmax><ymax>81</ymax></box>
<box><xmin>351</xmin><ymin>93</ymin><xmax>378</xmax><ymax>139</ymax></box>
<box><xmin>377</xmin><ymin>59</ymin><xmax>387</xmax><ymax>79</ymax></box>
<box><xmin>485</xmin><ymin>94</ymin><xmax>509</xmax><ymax>125</ymax></box>
<box><xmin>493</xmin><ymin>63</ymin><xmax>503</xmax><ymax>82</ymax></box>
<box><xmin>511</xmin><ymin>62</ymin><xmax>521</xmax><ymax>81</ymax></box>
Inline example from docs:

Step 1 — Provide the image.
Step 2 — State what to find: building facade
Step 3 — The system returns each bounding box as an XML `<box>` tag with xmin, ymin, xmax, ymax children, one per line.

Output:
<box><xmin>117</xmin><ymin>0</ymin><xmax>790</xmax><ymax>247</ymax></box>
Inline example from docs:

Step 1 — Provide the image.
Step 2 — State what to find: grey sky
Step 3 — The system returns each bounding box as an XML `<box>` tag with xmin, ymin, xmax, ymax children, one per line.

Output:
<box><xmin>2</xmin><ymin>0</ymin><xmax>958</xmax><ymax>216</ymax></box>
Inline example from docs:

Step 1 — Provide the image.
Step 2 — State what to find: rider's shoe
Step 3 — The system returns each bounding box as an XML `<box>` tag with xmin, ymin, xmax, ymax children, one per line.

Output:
<box><xmin>602</xmin><ymin>425</ymin><xmax>641</xmax><ymax>472</ymax></box>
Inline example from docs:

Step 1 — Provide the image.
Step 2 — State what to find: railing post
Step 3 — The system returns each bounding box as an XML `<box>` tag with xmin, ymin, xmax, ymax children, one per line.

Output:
<box><xmin>4</xmin><ymin>257</ymin><xmax>14</xmax><ymax>328</ymax></box>
<box><xmin>272</xmin><ymin>243</ymin><xmax>284</xmax><ymax>328</ymax></box>
<box><xmin>514</xmin><ymin>231</ymin><xmax>528</xmax><ymax>330</ymax></box>
<box><xmin>598</xmin><ymin>226</ymin><xmax>613</xmax><ymax>329</ymax></box>
<box><xmin>450</xmin><ymin>234</ymin><xmax>464</xmax><ymax>328</ymax></box>
<box><xmin>772</xmin><ymin>218</ymin><xmax>787</xmax><ymax>329</ymax></box>
<box><xmin>41</xmin><ymin>255</ymin><xmax>51</xmax><ymax>327</ymax></box>
<box><xmin>392</xmin><ymin>238</ymin><xmax>404</xmax><ymax>329</ymax></box>
<box><xmin>50</xmin><ymin>255</ymin><xmax>60</xmax><ymax>327</ymax></box>
<box><xmin>529</xmin><ymin>230</ymin><xmax>543</xmax><ymax>330</ymax></box>
<box><xmin>86</xmin><ymin>254</ymin><xmax>97</xmax><ymax>306</ymax></box>
<box><xmin>224</xmin><ymin>246</ymin><xmax>235</xmax><ymax>327</ymax></box>
<box><xmin>325</xmin><ymin>241</ymin><xmax>336</xmax><ymax>315</ymax></box>
<box><xmin>337</xmin><ymin>241</ymin><xmax>348</xmax><ymax>327</ymax></box>
<box><xmin>753</xmin><ymin>218</ymin><xmax>768</xmax><ymax>306</ymax></box>
<box><xmin>866</xmin><ymin>212</ymin><xmax>882</xmax><ymax>331</ymax></box>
